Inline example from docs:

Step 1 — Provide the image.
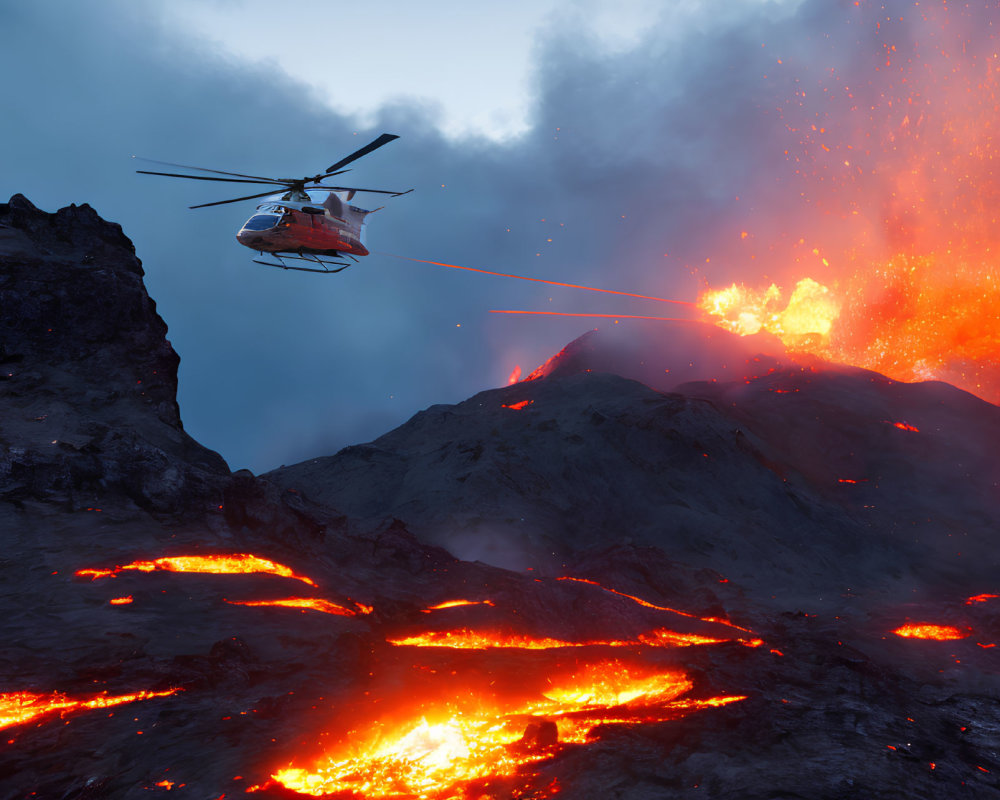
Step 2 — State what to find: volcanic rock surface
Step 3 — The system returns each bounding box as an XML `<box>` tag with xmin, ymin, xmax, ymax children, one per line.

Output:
<box><xmin>2</xmin><ymin>196</ymin><xmax>999</xmax><ymax>799</ymax></box>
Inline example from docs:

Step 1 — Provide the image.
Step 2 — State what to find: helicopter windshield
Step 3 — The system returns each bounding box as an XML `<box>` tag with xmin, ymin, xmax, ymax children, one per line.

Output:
<box><xmin>241</xmin><ymin>214</ymin><xmax>280</xmax><ymax>231</ymax></box>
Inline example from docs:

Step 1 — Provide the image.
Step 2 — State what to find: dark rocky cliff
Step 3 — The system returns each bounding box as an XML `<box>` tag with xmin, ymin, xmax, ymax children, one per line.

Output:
<box><xmin>0</xmin><ymin>194</ymin><xmax>227</xmax><ymax>515</ymax></box>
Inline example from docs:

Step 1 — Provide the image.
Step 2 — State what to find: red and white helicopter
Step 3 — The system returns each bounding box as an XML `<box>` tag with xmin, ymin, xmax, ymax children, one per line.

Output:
<box><xmin>135</xmin><ymin>133</ymin><xmax>410</xmax><ymax>273</ymax></box>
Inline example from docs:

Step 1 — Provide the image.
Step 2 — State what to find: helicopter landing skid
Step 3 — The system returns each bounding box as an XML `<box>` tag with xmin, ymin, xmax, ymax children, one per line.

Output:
<box><xmin>254</xmin><ymin>252</ymin><xmax>352</xmax><ymax>274</ymax></box>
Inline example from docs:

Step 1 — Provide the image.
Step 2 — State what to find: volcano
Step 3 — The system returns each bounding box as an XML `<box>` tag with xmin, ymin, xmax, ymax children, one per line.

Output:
<box><xmin>1</xmin><ymin>195</ymin><xmax>998</xmax><ymax>799</ymax></box>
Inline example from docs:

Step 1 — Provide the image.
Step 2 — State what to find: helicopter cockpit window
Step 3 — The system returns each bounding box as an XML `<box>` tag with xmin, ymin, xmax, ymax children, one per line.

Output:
<box><xmin>241</xmin><ymin>214</ymin><xmax>280</xmax><ymax>231</ymax></box>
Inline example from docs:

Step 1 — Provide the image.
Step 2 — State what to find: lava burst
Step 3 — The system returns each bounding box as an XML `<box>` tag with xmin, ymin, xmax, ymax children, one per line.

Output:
<box><xmin>76</xmin><ymin>553</ymin><xmax>317</xmax><ymax>586</ymax></box>
<box><xmin>697</xmin><ymin>3</ymin><xmax>1000</xmax><ymax>403</ymax></box>
<box><xmin>273</xmin><ymin>660</ymin><xmax>742</xmax><ymax>798</ymax></box>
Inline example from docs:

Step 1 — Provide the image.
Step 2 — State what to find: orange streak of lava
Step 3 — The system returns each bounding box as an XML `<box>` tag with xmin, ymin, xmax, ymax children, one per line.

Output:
<box><xmin>76</xmin><ymin>554</ymin><xmax>317</xmax><ymax>586</ymax></box>
<box><xmin>224</xmin><ymin>597</ymin><xmax>366</xmax><ymax>616</ymax></box>
<box><xmin>421</xmin><ymin>599</ymin><xmax>496</xmax><ymax>613</ymax></box>
<box><xmin>0</xmin><ymin>688</ymin><xmax>180</xmax><ymax>731</ymax></box>
<box><xmin>892</xmin><ymin>624</ymin><xmax>969</xmax><ymax>641</ymax></box>
<box><xmin>388</xmin><ymin>627</ymin><xmax>730</xmax><ymax>650</ymax></box>
<box><xmin>966</xmin><ymin>594</ymin><xmax>999</xmax><ymax>605</ymax></box>
<box><xmin>556</xmin><ymin>576</ymin><xmax>755</xmax><ymax>634</ymax></box>
<box><xmin>109</xmin><ymin>595</ymin><xmax>134</xmax><ymax>605</ymax></box>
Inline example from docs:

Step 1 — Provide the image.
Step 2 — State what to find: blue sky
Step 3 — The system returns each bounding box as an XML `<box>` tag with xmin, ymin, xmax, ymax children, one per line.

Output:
<box><xmin>1</xmin><ymin>0</ymin><xmax>880</xmax><ymax>472</ymax></box>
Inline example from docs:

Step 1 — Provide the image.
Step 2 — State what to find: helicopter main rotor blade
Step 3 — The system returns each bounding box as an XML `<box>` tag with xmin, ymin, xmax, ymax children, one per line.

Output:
<box><xmin>189</xmin><ymin>189</ymin><xmax>283</xmax><ymax>209</ymax></box>
<box><xmin>321</xmin><ymin>185</ymin><xmax>412</xmax><ymax>196</ymax></box>
<box><xmin>324</xmin><ymin>133</ymin><xmax>399</xmax><ymax>174</ymax></box>
<box><xmin>137</xmin><ymin>170</ymin><xmax>286</xmax><ymax>186</ymax></box>
<box><xmin>132</xmin><ymin>155</ymin><xmax>282</xmax><ymax>183</ymax></box>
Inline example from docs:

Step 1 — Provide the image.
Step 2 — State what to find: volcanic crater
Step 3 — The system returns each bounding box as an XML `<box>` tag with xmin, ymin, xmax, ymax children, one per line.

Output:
<box><xmin>1</xmin><ymin>195</ymin><xmax>998</xmax><ymax>799</ymax></box>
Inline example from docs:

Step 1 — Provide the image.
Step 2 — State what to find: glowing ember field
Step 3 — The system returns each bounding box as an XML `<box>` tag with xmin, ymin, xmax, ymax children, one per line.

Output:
<box><xmin>75</xmin><ymin>553</ymin><xmax>317</xmax><ymax>586</ymax></box>
<box><xmin>273</xmin><ymin>661</ymin><xmax>744</xmax><ymax>798</ymax></box>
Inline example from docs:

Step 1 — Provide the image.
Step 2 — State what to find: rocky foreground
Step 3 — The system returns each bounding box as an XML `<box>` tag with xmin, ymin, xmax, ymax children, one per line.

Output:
<box><xmin>1</xmin><ymin>195</ymin><xmax>997</xmax><ymax>799</ymax></box>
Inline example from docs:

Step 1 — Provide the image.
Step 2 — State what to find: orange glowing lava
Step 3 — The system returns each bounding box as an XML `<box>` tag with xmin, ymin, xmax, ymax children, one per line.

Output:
<box><xmin>503</xmin><ymin>399</ymin><xmax>533</xmax><ymax>410</ymax></box>
<box><xmin>507</xmin><ymin>365</ymin><xmax>522</xmax><ymax>385</ymax></box>
<box><xmin>109</xmin><ymin>595</ymin><xmax>134</xmax><ymax>605</ymax></box>
<box><xmin>224</xmin><ymin>597</ymin><xmax>367</xmax><ymax>616</ymax></box>
<box><xmin>388</xmin><ymin>627</ymin><xmax>730</xmax><ymax>650</ymax></box>
<box><xmin>0</xmin><ymin>688</ymin><xmax>180</xmax><ymax>731</ymax></box>
<box><xmin>556</xmin><ymin>576</ymin><xmax>755</xmax><ymax>634</ymax></box>
<box><xmin>76</xmin><ymin>554</ymin><xmax>317</xmax><ymax>586</ymax></box>
<box><xmin>273</xmin><ymin>660</ymin><xmax>743</xmax><ymax>798</ymax></box>
<box><xmin>421</xmin><ymin>599</ymin><xmax>496</xmax><ymax>613</ymax></box>
<box><xmin>892</xmin><ymin>624</ymin><xmax>969</xmax><ymax>641</ymax></box>
<box><xmin>966</xmin><ymin>594</ymin><xmax>999</xmax><ymax>605</ymax></box>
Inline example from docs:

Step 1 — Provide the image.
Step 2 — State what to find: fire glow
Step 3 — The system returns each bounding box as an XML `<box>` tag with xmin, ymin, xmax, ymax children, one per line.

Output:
<box><xmin>697</xmin><ymin>3</ymin><xmax>1000</xmax><ymax>404</ymax></box>
<box><xmin>273</xmin><ymin>660</ymin><xmax>744</xmax><ymax>798</ymax></box>
<box><xmin>0</xmin><ymin>688</ymin><xmax>180</xmax><ymax>731</ymax></box>
<box><xmin>76</xmin><ymin>554</ymin><xmax>317</xmax><ymax>586</ymax></box>
<box><xmin>892</xmin><ymin>624</ymin><xmax>969</xmax><ymax>641</ymax></box>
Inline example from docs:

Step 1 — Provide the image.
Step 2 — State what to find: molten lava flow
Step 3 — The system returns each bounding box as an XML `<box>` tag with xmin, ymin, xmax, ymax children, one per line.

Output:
<box><xmin>109</xmin><ymin>595</ymin><xmax>134</xmax><ymax>605</ymax></box>
<box><xmin>76</xmin><ymin>554</ymin><xmax>317</xmax><ymax>586</ymax></box>
<box><xmin>421</xmin><ymin>599</ymin><xmax>496</xmax><ymax>613</ymax></box>
<box><xmin>502</xmin><ymin>400</ymin><xmax>533</xmax><ymax>410</ymax></box>
<box><xmin>507</xmin><ymin>365</ymin><xmax>522</xmax><ymax>385</ymax></box>
<box><xmin>388</xmin><ymin>627</ymin><xmax>731</xmax><ymax>650</ymax></box>
<box><xmin>224</xmin><ymin>597</ymin><xmax>368</xmax><ymax>616</ymax></box>
<box><xmin>0</xmin><ymin>688</ymin><xmax>179</xmax><ymax>731</ymax></box>
<box><xmin>892</xmin><ymin>624</ymin><xmax>969</xmax><ymax>641</ymax></box>
<box><xmin>556</xmin><ymin>576</ymin><xmax>756</xmax><ymax>635</ymax></box>
<box><xmin>272</xmin><ymin>660</ymin><xmax>744</xmax><ymax>798</ymax></box>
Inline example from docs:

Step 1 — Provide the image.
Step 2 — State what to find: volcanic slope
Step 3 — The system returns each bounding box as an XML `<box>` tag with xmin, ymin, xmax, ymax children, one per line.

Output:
<box><xmin>2</xmin><ymin>196</ymin><xmax>999</xmax><ymax>799</ymax></box>
<box><xmin>268</xmin><ymin>328</ymin><xmax>1000</xmax><ymax>611</ymax></box>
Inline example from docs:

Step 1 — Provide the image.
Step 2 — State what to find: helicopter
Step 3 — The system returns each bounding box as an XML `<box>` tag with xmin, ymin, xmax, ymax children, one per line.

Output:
<box><xmin>135</xmin><ymin>133</ymin><xmax>410</xmax><ymax>273</ymax></box>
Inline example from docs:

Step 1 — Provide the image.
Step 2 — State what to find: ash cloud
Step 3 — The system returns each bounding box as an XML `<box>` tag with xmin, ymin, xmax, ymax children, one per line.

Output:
<box><xmin>2</xmin><ymin>0</ymin><xmax>991</xmax><ymax>470</ymax></box>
